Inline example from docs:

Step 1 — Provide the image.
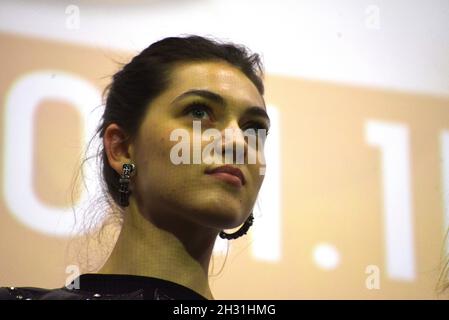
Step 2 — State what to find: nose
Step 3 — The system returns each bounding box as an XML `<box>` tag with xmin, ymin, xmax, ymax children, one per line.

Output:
<box><xmin>220</xmin><ymin>120</ymin><xmax>247</xmax><ymax>164</ymax></box>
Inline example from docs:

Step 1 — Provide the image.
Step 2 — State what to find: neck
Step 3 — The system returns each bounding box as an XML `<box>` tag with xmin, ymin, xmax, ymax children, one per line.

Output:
<box><xmin>98</xmin><ymin>196</ymin><xmax>217</xmax><ymax>300</ymax></box>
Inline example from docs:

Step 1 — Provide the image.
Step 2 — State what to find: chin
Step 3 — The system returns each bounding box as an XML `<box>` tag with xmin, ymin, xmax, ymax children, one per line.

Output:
<box><xmin>178</xmin><ymin>188</ymin><xmax>249</xmax><ymax>228</ymax></box>
<box><xmin>186</xmin><ymin>202</ymin><xmax>246</xmax><ymax>230</ymax></box>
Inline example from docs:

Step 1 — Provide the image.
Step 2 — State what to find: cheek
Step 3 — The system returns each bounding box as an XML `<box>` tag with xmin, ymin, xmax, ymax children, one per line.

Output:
<box><xmin>132</xmin><ymin>125</ymin><xmax>175</xmax><ymax>190</ymax></box>
<box><xmin>138</xmin><ymin>123</ymin><xmax>201</xmax><ymax>192</ymax></box>
<box><xmin>144</xmin><ymin>119</ymin><xmax>175</xmax><ymax>159</ymax></box>
<box><xmin>250</xmin><ymin>164</ymin><xmax>265</xmax><ymax>192</ymax></box>
<box><xmin>148</xmin><ymin>129</ymin><xmax>177</xmax><ymax>175</ymax></box>
<box><xmin>248</xmin><ymin>144</ymin><xmax>266</xmax><ymax>186</ymax></box>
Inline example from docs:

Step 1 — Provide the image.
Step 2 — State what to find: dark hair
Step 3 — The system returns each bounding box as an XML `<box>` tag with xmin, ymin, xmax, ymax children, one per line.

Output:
<box><xmin>96</xmin><ymin>35</ymin><xmax>265</xmax><ymax>208</ymax></box>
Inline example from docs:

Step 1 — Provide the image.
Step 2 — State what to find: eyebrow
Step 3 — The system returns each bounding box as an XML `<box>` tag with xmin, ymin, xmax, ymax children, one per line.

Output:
<box><xmin>171</xmin><ymin>89</ymin><xmax>270</xmax><ymax>126</ymax></box>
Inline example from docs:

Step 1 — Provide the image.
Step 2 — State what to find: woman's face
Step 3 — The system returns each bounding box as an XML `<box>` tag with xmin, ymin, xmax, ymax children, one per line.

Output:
<box><xmin>119</xmin><ymin>61</ymin><xmax>269</xmax><ymax>232</ymax></box>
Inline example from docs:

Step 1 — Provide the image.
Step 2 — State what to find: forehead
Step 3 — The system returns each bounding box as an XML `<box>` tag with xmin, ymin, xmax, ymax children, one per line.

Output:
<box><xmin>166</xmin><ymin>61</ymin><xmax>265</xmax><ymax>108</ymax></box>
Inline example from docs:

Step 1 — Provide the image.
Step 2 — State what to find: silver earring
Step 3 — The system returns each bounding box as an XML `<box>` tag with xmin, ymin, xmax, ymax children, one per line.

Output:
<box><xmin>118</xmin><ymin>163</ymin><xmax>135</xmax><ymax>207</ymax></box>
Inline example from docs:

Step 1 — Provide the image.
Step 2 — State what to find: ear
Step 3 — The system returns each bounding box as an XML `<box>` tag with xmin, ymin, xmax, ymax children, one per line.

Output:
<box><xmin>103</xmin><ymin>123</ymin><xmax>134</xmax><ymax>176</ymax></box>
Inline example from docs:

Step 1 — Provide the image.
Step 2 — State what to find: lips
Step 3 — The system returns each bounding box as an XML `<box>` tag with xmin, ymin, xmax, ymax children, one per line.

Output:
<box><xmin>205</xmin><ymin>165</ymin><xmax>246</xmax><ymax>186</ymax></box>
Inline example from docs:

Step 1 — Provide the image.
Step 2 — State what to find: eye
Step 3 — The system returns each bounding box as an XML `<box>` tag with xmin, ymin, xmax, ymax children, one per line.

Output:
<box><xmin>184</xmin><ymin>102</ymin><xmax>213</xmax><ymax>121</ymax></box>
<box><xmin>243</xmin><ymin>122</ymin><xmax>270</xmax><ymax>135</ymax></box>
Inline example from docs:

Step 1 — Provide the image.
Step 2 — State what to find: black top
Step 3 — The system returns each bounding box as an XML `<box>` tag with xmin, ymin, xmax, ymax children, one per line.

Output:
<box><xmin>0</xmin><ymin>274</ymin><xmax>208</xmax><ymax>300</ymax></box>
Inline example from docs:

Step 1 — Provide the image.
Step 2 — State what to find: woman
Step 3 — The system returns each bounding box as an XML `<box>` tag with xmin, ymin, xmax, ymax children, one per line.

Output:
<box><xmin>0</xmin><ymin>35</ymin><xmax>270</xmax><ymax>300</ymax></box>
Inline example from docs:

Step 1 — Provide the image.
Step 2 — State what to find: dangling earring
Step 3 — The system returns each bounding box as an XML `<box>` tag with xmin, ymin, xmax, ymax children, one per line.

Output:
<box><xmin>118</xmin><ymin>163</ymin><xmax>136</xmax><ymax>207</ymax></box>
<box><xmin>219</xmin><ymin>212</ymin><xmax>254</xmax><ymax>240</ymax></box>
